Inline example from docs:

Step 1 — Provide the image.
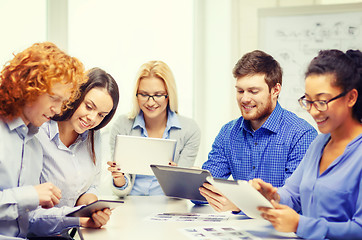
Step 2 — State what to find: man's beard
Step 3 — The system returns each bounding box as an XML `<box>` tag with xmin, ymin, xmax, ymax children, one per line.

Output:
<box><xmin>241</xmin><ymin>97</ymin><xmax>274</xmax><ymax>122</ymax></box>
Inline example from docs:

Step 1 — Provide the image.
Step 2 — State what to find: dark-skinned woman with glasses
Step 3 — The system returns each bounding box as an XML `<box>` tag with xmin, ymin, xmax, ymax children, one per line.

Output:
<box><xmin>249</xmin><ymin>49</ymin><xmax>362</xmax><ymax>239</ymax></box>
<box><xmin>107</xmin><ymin>60</ymin><xmax>201</xmax><ymax>196</ymax></box>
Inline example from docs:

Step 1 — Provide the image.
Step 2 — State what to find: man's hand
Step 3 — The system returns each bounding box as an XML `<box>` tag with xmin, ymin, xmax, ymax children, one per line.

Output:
<box><xmin>34</xmin><ymin>182</ymin><xmax>61</xmax><ymax>208</ymax></box>
<box><xmin>199</xmin><ymin>183</ymin><xmax>240</xmax><ymax>212</ymax></box>
<box><xmin>80</xmin><ymin>208</ymin><xmax>112</xmax><ymax>228</ymax></box>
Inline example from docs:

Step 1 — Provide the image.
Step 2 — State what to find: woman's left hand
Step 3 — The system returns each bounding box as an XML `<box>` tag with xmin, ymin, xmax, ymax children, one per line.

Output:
<box><xmin>258</xmin><ymin>200</ymin><xmax>299</xmax><ymax>233</ymax></box>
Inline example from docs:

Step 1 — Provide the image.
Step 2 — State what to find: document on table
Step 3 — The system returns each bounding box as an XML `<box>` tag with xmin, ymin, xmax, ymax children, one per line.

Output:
<box><xmin>180</xmin><ymin>226</ymin><xmax>262</xmax><ymax>240</ymax></box>
<box><xmin>145</xmin><ymin>213</ymin><xmax>228</xmax><ymax>222</ymax></box>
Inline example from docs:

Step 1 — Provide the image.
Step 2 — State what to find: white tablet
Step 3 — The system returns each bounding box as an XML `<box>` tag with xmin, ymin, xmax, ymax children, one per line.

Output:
<box><xmin>151</xmin><ymin>164</ymin><xmax>211</xmax><ymax>201</ymax></box>
<box><xmin>206</xmin><ymin>177</ymin><xmax>273</xmax><ymax>219</ymax></box>
<box><xmin>113</xmin><ymin>135</ymin><xmax>177</xmax><ymax>175</ymax></box>
<box><xmin>66</xmin><ymin>200</ymin><xmax>124</xmax><ymax>217</ymax></box>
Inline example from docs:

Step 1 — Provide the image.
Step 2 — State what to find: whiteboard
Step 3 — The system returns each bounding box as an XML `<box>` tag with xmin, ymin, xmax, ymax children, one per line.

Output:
<box><xmin>258</xmin><ymin>3</ymin><xmax>362</xmax><ymax>129</ymax></box>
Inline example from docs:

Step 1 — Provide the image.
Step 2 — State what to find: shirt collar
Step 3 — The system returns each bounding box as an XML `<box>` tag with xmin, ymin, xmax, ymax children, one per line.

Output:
<box><xmin>133</xmin><ymin>109</ymin><xmax>181</xmax><ymax>132</ymax></box>
<box><xmin>241</xmin><ymin>102</ymin><xmax>282</xmax><ymax>133</ymax></box>
<box><xmin>166</xmin><ymin>110</ymin><xmax>181</xmax><ymax>130</ymax></box>
<box><xmin>133</xmin><ymin>111</ymin><xmax>146</xmax><ymax>129</ymax></box>
<box><xmin>8</xmin><ymin>117</ymin><xmax>39</xmax><ymax>138</ymax></box>
<box><xmin>47</xmin><ymin>120</ymin><xmax>59</xmax><ymax>140</ymax></box>
<box><xmin>47</xmin><ymin>120</ymin><xmax>89</xmax><ymax>142</ymax></box>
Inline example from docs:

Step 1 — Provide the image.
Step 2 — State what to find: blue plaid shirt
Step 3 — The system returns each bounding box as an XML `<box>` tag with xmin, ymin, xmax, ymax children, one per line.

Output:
<box><xmin>202</xmin><ymin>103</ymin><xmax>317</xmax><ymax>187</ymax></box>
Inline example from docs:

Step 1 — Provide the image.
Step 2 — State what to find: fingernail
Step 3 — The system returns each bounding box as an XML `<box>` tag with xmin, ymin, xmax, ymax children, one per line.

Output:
<box><xmin>117</xmin><ymin>168</ymin><xmax>121</xmax><ymax>171</ymax></box>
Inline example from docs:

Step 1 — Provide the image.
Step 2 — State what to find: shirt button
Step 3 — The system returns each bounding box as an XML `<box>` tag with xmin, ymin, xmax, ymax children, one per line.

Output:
<box><xmin>254</xmin><ymin>142</ymin><xmax>257</xmax><ymax>146</ymax></box>
<box><xmin>252</xmin><ymin>166</ymin><xmax>256</xmax><ymax>169</ymax></box>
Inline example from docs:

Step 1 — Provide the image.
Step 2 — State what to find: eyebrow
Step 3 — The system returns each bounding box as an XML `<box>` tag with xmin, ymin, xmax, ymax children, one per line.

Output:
<box><xmin>87</xmin><ymin>99</ymin><xmax>110</xmax><ymax>114</ymax></box>
<box><xmin>50</xmin><ymin>94</ymin><xmax>63</xmax><ymax>101</ymax></box>
<box><xmin>305</xmin><ymin>92</ymin><xmax>332</xmax><ymax>98</ymax></box>
<box><xmin>235</xmin><ymin>86</ymin><xmax>261</xmax><ymax>90</ymax></box>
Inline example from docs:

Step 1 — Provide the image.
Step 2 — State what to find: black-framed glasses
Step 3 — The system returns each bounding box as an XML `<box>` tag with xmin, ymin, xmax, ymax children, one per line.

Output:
<box><xmin>298</xmin><ymin>91</ymin><xmax>348</xmax><ymax>112</ymax></box>
<box><xmin>136</xmin><ymin>93</ymin><xmax>168</xmax><ymax>103</ymax></box>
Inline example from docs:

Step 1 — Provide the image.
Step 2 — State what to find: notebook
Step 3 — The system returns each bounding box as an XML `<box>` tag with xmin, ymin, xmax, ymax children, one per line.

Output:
<box><xmin>113</xmin><ymin>135</ymin><xmax>177</xmax><ymax>175</ymax></box>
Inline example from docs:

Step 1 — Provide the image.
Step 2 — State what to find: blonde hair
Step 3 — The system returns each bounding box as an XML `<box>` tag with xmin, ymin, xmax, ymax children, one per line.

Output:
<box><xmin>129</xmin><ymin>60</ymin><xmax>178</xmax><ymax>119</ymax></box>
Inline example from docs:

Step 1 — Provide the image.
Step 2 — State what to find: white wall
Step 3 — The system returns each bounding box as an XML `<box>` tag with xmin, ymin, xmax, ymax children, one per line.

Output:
<box><xmin>0</xmin><ymin>0</ymin><xmax>46</xmax><ymax>67</ymax></box>
<box><xmin>193</xmin><ymin>0</ymin><xmax>235</xmax><ymax>166</ymax></box>
<box><xmin>67</xmin><ymin>0</ymin><xmax>194</xmax><ymax>120</ymax></box>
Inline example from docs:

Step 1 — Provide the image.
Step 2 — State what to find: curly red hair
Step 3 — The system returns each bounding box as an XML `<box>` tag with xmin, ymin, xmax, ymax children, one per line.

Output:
<box><xmin>0</xmin><ymin>42</ymin><xmax>87</xmax><ymax>121</ymax></box>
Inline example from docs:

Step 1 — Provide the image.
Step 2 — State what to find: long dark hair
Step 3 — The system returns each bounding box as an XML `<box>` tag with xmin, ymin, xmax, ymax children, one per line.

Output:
<box><xmin>305</xmin><ymin>49</ymin><xmax>362</xmax><ymax>122</ymax></box>
<box><xmin>53</xmin><ymin>67</ymin><xmax>119</xmax><ymax>162</ymax></box>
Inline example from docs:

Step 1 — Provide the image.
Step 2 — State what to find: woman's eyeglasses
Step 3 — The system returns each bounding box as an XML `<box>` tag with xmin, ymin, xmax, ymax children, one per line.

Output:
<box><xmin>298</xmin><ymin>91</ymin><xmax>348</xmax><ymax>112</ymax></box>
<box><xmin>136</xmin><ymin>93</ymin><xmax>168</xmax><ymax>103</ymax></box>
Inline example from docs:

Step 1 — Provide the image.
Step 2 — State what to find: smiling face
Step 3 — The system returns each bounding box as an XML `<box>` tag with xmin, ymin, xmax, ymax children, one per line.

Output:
<box><xmin>21</xmin><ymin>82</ymin><xmax>72</xmax><ymax>127</ymax></box>
<box><xmin>68</xmin><ymin>87</ymin><xmax>113</xmax><ymax>134</ymax></box>
<box><xmin>235</xmin><ymin>74</ymin><xmax>280</xmax><ymax>130</ymax></box>
<box><xmin>305</xmin><ymin>73</ymin><xmax>351</xmax><ymax>134</ymax></box>
<box><xmin>137</xmin><ymin>77</ymin><xmax>169</xmax><ymax>121</ymax></box>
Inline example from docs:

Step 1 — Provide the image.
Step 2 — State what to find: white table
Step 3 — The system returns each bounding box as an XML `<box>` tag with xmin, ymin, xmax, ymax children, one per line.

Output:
<box><xmin>79</xmin><ymin>196</ymin><xmax>300</xmax><ymax>240</ymax></box>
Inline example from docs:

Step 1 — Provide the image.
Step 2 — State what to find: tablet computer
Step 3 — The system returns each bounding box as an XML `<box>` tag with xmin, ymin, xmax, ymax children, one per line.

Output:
<box><xmin>150</xmin><ymin>164</ymin><xmax>211</xmax><ymax>201</ymax></box>
<box><xmin>113</xmin><ymin>135</ymin><xmax>177</xmax><ymax>175</ymax></box>
<box><xmin>206</xmin><ymin>177</ymin><xmax>273</xmax><ymax>219</ymax></box>
<box><xmin>66</xmin><ymin>200</ymin><xmax>124</xmax><ymax>217</ymax></box>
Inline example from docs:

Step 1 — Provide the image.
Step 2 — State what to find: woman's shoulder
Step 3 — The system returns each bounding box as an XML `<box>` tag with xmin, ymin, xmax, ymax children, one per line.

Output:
<box><xmin>109</xmin><ymin>114</ymin><xmax>135</xmax><ymax>135</ymax></box>
<box><xmin>174</xmin><ymin>114</ymin><xmax>200</xmax><ymax>136</ymax></box>
<box><xmin>112</xmin><ymin>114</ymin><xmax>135</xmax><ymax>127</ymax></box>
<box><xmin>176</xmin><ymin>114</ymin><xmax>199</xmax><ymax>128</ymax></box>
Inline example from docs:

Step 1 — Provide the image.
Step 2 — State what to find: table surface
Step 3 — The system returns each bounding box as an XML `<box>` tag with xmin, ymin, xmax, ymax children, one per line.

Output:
<box><xmin>79</xmin><ymin>196</ymin><xmax>300</xmax><ymax>240</ymax></box>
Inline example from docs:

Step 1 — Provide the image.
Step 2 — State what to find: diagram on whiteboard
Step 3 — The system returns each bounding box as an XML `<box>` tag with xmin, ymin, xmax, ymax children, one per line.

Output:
<box><xmin>259</xmin><ymin>10</ymin><xmax>362</xmax><ymax>128</ymax></box>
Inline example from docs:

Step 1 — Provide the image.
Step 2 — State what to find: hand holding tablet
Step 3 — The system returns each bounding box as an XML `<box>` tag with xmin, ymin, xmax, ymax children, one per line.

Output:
<box><xmin>206</xmin><ymin>177</ymin><xmax>273</xmax><ymax>219</ymax></box>
<box><xmin>66</xmin><ymin>200</ymin><xmax>124</xmax><ymax>217</ymax></box>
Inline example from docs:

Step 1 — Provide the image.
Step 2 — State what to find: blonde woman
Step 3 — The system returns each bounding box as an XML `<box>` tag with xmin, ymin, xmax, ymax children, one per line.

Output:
<box><xmin>107</xmin><ymin>60</ymin><xmax>200</xmax><ymax>196</ymax></box>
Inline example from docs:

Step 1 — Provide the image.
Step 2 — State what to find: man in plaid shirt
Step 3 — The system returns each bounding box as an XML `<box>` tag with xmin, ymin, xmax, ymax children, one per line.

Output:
<box><xmin>198</xmin><ymin>50</ymin><xmax>317</xmax><ymax>212</ymax></box>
